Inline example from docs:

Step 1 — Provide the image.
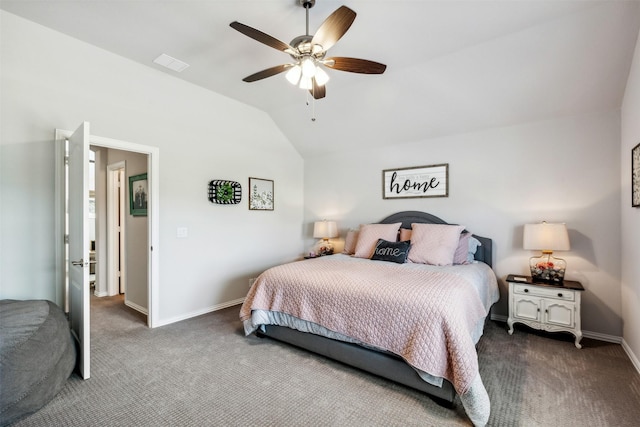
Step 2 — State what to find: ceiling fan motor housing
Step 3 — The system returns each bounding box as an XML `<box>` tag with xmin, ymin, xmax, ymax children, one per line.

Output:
<box><xmin>289</xmin><ymin>35</ymin><xmax>325</xmax><ymax>60</ymax></box>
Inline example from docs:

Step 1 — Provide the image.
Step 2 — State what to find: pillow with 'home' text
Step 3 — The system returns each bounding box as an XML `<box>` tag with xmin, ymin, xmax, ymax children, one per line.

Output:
<box><xmin>370</xmin><ymin>239</ymin><xmax>411</xmax><ymax>264</ymax></box>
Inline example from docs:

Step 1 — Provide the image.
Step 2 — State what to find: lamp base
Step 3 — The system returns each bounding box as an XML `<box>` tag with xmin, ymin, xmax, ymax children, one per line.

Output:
<box><xmin>312</xmin><ymin>239</ymin><xmax>334</xmax><ymax>257</ymax></box>
<box><xmin>529</xmin><ymin>252</ymin><xmax>566</xmax><ymax>283</ymax></box>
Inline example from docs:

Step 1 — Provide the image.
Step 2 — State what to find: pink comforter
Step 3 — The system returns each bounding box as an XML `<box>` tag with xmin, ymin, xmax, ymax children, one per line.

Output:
<box><xmin>240</xmin><ymin>255</ymin><xmax>491</xmax><ymax>395</ymax></box>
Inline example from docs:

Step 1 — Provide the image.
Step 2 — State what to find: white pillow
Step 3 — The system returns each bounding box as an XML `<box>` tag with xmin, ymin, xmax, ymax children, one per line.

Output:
<box><xmin>408</xmin><ymin>223</ymin><xmax>465</xmax><ymax>266</ymax></box>
<box><xmin>353</xmin><ymin>223</ymin><xmax>402</xmax><ymax>259</ymax></box>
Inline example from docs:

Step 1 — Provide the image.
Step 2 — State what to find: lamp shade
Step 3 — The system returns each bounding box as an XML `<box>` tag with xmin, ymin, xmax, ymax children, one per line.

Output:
<box><xmin>313</xmin><ymin>220</ymin><xmax>338</xmax><ymax>239</ymax></box>
<box><xmin>523</xmin><ymin>222</ymin><xmax>570</xmax><ymax>252</ymax></box>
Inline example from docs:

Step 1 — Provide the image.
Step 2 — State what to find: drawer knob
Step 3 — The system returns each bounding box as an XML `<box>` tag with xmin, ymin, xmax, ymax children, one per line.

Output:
<box><xmin>558</xmin><ymin>293</ymin><xmax>563</xmax><ymax>297</ymax></box>
<box><xmin>524</xmin><ymin>289</ymin><xmax>529</xmax><ymax>293</ymax></box>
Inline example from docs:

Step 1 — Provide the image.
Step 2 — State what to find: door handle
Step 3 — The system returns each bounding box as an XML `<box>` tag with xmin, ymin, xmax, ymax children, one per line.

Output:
<box><xmin>71</xmin><ymin>259</ymin><xmax>87</xmax><ymax>267</ymax></box>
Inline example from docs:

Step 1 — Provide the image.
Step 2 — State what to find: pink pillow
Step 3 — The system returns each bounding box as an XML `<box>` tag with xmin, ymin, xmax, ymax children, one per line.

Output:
<box><xmin>354</xmin><ymin>223</ymin><xmax>402</xmax><ymax>259</ymax></box>
<box><xmin>408</xmin><ymin>223</ymin><xmax>465</xmax><ymax>266</ymax></box>
<box><xmin>453</xmin><ymin>232</ymin><xmax>472</xmax><ymax>264</ymax></box>
<box><xmin>343</xmin><ymin>230</ymin><xmax>359</xmax><ymax>255</ymax></box>
<box><xmin>399</xmin><ymin>228</ymin><xmax>411</xmax><ymax>242</ymax></box>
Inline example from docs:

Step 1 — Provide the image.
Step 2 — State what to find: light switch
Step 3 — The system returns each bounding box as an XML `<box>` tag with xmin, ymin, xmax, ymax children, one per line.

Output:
<box><xmin>177</xmin><ymin>227</ymin><xmax>188</xmax><ymax>238</ymax></box>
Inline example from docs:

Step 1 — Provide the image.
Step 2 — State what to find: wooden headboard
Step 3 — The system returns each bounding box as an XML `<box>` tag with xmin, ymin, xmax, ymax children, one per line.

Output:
<box><xmin>379</xmin><ymin>211</ymin><xmax>493</xmax><ymax>267</ymax></box>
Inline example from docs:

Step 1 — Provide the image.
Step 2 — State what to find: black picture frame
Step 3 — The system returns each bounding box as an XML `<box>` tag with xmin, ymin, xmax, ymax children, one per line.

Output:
<box><xmin>129</xmin><ymin>173</ymin><xmax>148</xmax><ymax>216</ymax></box>
<box><xmin>248</xmin><ymin>177</ymin><xmax>274</xmax><ymax>211</ymax></box>
<box><xmin>633</xmin><ymin>142</ymin><xmax>640</xmax><ymax>208</ymax></box>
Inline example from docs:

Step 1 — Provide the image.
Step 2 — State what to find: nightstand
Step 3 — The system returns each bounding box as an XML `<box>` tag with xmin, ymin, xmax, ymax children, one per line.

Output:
<box><xmin>506</xmin><ymin>274</ymin><xmax>584</xmax><ymax>349</ymax></box>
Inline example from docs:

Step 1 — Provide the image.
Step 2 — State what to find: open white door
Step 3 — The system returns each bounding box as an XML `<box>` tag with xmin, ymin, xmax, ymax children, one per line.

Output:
<box><xmin>68</xmin><ymin>122</ymin><xmax>91</xmax><ymax>379</ymax></box>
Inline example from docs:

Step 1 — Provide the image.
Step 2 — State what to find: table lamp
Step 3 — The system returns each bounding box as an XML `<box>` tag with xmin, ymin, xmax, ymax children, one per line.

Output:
<box><xmin>523</xmin><ymin>222</ymin><xmax>570</xmax><ymax>283</ymax></box>
<box><xmin>313</xmin><ymin>220</ymin><xmax>338</xmax><ymax>256</ymax></box>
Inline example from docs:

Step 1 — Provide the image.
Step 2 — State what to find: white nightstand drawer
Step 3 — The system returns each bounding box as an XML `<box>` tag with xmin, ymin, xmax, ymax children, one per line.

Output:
<box><xmin>513</xmin><ymin>283</ymin><xmax>575</xmax><ymax>301</ymax></box>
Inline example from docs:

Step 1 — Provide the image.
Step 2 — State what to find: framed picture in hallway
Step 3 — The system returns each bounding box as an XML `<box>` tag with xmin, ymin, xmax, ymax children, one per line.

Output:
<box><xmin>633</xmin><ymin>142</ymin><xmax>640</xmax><ymax>208</ymax></box>
<box><xmin>129</xmin><ymin>173</ymin><xmax>148</xmax><ymax>216</ymax></box>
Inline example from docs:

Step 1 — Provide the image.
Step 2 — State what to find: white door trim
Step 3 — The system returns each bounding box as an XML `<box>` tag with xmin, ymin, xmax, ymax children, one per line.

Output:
<box><xmin>54</xmin><ymin>129</ymin><xmax>160</xmax><ymax>328</ymax></box>
<box><xmin>107</xmin><ymin>161</ymin><xmax>126</xmax><ymax>297</ymax></box>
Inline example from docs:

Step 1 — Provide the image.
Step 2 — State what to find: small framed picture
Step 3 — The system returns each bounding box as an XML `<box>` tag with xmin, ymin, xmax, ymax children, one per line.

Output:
<box><xmin>129</xmin><ymin>173</ymin><xmax>148</xmax><ymax>216</ymax></box>
<box><xmin>633</xmin><ymin>142</ymin><xmax>640</xmax><ymax>208</ymax></box>
<box><xmin>248</xmin><ymin>177</ymin><xmax>274</xmax><ymax>211</ymax></box>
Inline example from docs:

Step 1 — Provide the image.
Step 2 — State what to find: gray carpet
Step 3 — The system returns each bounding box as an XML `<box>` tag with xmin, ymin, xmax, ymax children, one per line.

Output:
<box><xmin>9</xmin><ymin>295</ymin><xmax>640</xmax><ymax>426</ymax></box>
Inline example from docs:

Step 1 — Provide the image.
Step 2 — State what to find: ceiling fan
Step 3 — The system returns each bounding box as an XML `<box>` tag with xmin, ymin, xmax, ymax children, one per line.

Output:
<box><xmin>230</xmin><ymin>0</ymin><xmax>386</xmax><ymax>100</ymax></box>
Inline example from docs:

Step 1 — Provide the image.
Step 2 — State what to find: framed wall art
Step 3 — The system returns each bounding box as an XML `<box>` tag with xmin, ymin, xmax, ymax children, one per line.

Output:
<box><xmin>208</xmin><ymin>180</ymin><xmax>242</xmax><ymax>205</ymax></box>
<box><xmin>633</xmin><ymin>142</ymin><xmax>640</xmax><ymax>208</ymax></box>
<box><xmin>249</xmin><ymin>177</ymin><xmax>274</xmax><ymax>211</ymax></box>
<box><xmin>129</xmin><ymin>173</ymin><xmax>148</xmax><ymax>216</ymax></box>
<box><xmin>382</xmin><ymin>164</ymin><xmax>449</xmax><ymax>199</ymax></box>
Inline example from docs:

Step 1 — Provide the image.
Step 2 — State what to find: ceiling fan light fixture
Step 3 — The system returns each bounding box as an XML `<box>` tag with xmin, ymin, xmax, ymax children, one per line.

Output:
<box><xmin>286</xmin><ymin>65</ymin><xmax>302</xmax><ymax>85</ymax></box>
<box><xmin>299</xmin><ymin>76</ymin><xmax>313</xmax><ymax>90</ymax></box>
<box><xmin>301</xmin><ymin>57</ymin><xmax>316</xmax><ymax>78</ymax></box>
<box><xmin>230</xmin><ymin>3</ymin><xmax>386</xmax><ymax>101</ymax></box>
<box><xmin>314</xmin><ymin>66</ymin><xmax>330</xmax><ymax>86</ymax></box>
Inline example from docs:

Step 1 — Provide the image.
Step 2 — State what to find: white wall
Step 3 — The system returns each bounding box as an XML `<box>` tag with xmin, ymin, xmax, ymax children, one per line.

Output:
<box><xmin>304</xmin><ymin>111</ymin><xmax>623</xmax><ymax>337</ymax></box>
<box><xmin>621</xmin><ymin>20</ymin><xmax>640</xmax><ymax>367</ymax></box>
<box><xmin>0</xmin><ymin>11</ymin><xmax>304</xmax><ymax>324</ymax></box>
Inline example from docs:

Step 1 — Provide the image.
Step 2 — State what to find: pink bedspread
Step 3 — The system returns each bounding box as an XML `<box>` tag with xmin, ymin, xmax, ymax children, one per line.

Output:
<box><xmin>240</xmin><ymin>255</ymin><xmax>492</xmax><ymax>395</ymax></box>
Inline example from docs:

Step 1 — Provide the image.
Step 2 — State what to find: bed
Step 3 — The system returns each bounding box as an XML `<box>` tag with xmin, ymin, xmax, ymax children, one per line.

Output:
<box><xmin>0</xmin><ymin>300</ymin><xmax>76</xmax><ymax>426</ymax></box>
<box><xmin>240</xmin><ymin>211</ymin><xmax>499</xmax><ymax>426</ymax></box>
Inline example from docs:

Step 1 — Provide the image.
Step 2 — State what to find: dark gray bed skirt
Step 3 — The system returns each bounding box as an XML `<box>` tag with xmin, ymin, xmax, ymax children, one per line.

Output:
<box><xmin>257</xmin><ymin>324</ymin><xmax>457</xmax><ymax>405</ymax></box>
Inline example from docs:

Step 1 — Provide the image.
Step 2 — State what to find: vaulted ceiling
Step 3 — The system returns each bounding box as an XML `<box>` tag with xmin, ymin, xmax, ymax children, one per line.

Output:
<box><xmin>2</xmin><ymin>1</ymin><xmax>639</xmax><ymax>157</ymax></box>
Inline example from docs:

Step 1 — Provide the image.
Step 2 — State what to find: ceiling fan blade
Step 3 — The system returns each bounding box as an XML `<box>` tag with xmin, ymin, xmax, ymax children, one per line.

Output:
<box><xmin>230</xmin><ymin>21</ymin><xmax>293</xmax><ymax>53</ymax></box>
<box><xmin>309</xmin><ymin>78</ymin><xmax>326</xmax><ymax>99</ymax></box>
<box><xmin>311</xmin><ymin>6</ymin><xmax>356</xmax><ymax>51</ymax></box>
<box><xmin>324</xmin><ymin>57</ymin><xmax>387</xmax><ymax>74</ymax></box>
<box><xmin>242</xmin><ymin>64</ymin><xmax>291</xmax><ymax>82</ymax></box>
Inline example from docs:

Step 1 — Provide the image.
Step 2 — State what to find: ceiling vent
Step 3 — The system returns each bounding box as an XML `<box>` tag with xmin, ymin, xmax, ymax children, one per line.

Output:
<box><xmin>153</xmin><ymin>54</ymin><xmax>189</xmax><ymax>72</ymax></box>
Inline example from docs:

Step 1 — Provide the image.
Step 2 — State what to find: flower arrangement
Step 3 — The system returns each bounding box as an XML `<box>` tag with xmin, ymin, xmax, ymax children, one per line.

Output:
<box><xmin>530</xmin><ymin>259</ymin><xmax>565</xmax><ymax>282</ymax></box>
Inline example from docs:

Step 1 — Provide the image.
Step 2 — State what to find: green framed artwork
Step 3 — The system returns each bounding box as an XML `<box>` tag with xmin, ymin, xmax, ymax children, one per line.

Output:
<box><xmin>208</xmin><ymin>180</ymin><xmax>242</xmax><ymax>205</ymax></box>
<box><xmin>129</xmin><ymin>173</ymin><xmax>148</xmax><ymax>216</ymax></box>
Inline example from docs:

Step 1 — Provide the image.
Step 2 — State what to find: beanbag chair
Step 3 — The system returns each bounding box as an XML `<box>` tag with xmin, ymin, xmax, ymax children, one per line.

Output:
<box><xmin>0</xmin><ymin>300</ymin><xmax>76</xmax><ymax>426</ymax></box>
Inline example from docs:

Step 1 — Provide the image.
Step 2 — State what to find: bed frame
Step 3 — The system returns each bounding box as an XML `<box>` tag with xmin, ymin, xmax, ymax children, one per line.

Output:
<box><xmin>256</xmin><ymin>211</ymin><xmax>494</xmax><ymax>405</ymax></box>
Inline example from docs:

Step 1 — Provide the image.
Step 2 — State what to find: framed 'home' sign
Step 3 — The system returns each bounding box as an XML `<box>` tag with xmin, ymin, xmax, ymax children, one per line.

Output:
<box><xmin>382</xmin><ymin>164</ymin><xmax>449</xmax><ymax>199</ymax></box>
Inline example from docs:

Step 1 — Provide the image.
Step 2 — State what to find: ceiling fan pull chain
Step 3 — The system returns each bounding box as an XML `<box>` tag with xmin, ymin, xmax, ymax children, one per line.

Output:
<box><xmin>307</xmin><ymin>82</ymin><xmax>316</xmax><ymax>122</ymax></box>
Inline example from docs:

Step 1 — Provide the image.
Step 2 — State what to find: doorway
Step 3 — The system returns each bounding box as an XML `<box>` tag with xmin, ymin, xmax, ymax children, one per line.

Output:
<box><xmin>54</xmin><ymin>128</ymin><xmax>160</xmax><ymax>328</ymax></box>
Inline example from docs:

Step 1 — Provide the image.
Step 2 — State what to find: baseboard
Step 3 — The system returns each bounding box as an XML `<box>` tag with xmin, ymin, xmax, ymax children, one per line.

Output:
<box><xmin>490</xmin><ymin>313</ymin><xmax>623</xmax><ymax>344</ymax></box>
<box><xmin>582</xmin><ymin>330</ymin><xmax>622</xmax><ymax>344</ymax></box>
<box><xmin>622</xmin><ymin>339</ymin><xmax>640</xmax><ymax>375</ymax></box>
<box><xmin>490</xmin><ymin>313</ymin><xmax>508</xmax><ymax>323</ymax></box>
<box><xmin>93</xmin><ymin>290</ymin><xmax>108</xmax><ymax>297</ymax></box>
<box><xmin>125</xmin><ymin>299</ymin><xmax>148</xmax><ymax>315</ymax></box>
<box><xmin>154</xmin><ymin>298</ymin><xmax>245</xmax><ymax>328</ymax></box>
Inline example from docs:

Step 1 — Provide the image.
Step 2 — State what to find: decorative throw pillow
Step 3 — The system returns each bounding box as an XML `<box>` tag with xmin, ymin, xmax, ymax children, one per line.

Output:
<box><xmin>467</xmin><ymin>236</ymin><xmax>482</xmax><ymax>263</ymax></box>
<box><xmin>343</xmin><ymin>229</ymin><xmax>359</xmax><ymax>255</ymax></box>
<box><xmin>354</xmin><ymin>222</ymin><xmax>402</xmax><ymax>259</ymax></box>
<box><xmin>453</xmin><ymin>232</ymin><xmax>472</xmax><ymax>264</ymax></box>
<box><xmin>371</xmin><ymin>239</ymin><xmax>411</xmax><ymax>264</ymax></box>
<box><xmin>408</xmin><ymin>223</ymin><xmax>465</xmax><ymax>266</ymax></box>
